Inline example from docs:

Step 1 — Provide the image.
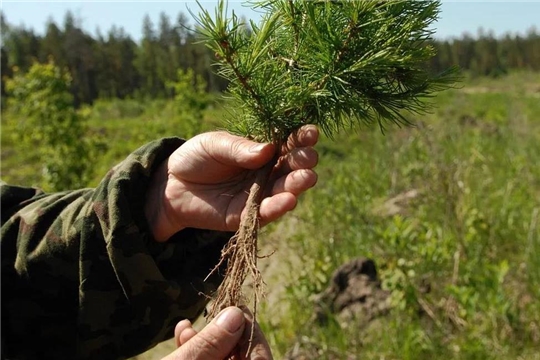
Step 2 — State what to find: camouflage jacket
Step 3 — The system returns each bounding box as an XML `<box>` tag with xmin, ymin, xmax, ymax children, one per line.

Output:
<box><xmin>1</xmin><ymin>138</ymin><xmax>233</xmax><ymax>360</ymax></box>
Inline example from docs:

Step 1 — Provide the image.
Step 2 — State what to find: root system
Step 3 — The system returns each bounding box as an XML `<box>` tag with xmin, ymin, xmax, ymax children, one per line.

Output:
<box><xmin>205</xmin><ymin>157</ymin><xmax>278</xmax><ymax>353</ymax></box>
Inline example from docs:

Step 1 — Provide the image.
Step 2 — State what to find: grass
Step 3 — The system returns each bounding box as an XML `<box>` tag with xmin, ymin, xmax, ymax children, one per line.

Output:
<box><xmin>258</xmin><ymin>72</ymin><xmax>540</xmax><ymax>359</ymax></box>
<box><xmin>1</xmin><ymin>72</ymin><xmax>539</xmax><ymax>359</ymax></box>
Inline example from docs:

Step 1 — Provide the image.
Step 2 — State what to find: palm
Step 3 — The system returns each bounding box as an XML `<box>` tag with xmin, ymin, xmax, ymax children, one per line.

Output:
<box><xmin>167</xmin><ymin>155</ymin><xmax>264</xmax><ymax>231</ymax></box>
<box><xmin>146</xmin><ymin>126</ymin><xmax>318</xmax><ymax>242</ymax></box>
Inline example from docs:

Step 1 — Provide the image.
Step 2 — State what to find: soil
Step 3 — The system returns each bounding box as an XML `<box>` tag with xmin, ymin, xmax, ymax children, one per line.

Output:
<box><xmin>284</xmin><ymin>258</ymin><xmax>391</xmax><ymax>360</ymax></box>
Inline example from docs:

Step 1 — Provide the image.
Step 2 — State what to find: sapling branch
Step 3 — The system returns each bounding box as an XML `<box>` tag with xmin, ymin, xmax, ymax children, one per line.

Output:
<box><xmin>194</xmin><ymin>0</ymin><xmax>458</xmax><ymax>352</ymax></box>
<box><xmin>287</xmin><ymin>0</ymin><xmax>300</xmax><ymax>59</ymax></box>
<box><xmin>223</xmin><ymin>44</ymin><xmax>266</xmax><ymax>118</ymax></box>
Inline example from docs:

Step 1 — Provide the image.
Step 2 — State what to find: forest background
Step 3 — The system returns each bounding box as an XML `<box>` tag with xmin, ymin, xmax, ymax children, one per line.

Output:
<box><xmin>1</xmin><ymin>3</ymin><xmax>540</xmax><ymax>360</ymax></box>
<box><xmin>1</xmin><ymin>8</ymin><xmax>539</xmax><ymax>106</ymax></box>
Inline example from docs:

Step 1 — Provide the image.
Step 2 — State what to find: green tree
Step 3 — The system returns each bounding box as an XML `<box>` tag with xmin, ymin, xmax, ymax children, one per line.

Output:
<box><xmin>472</xmin><ymin>28</ymin><xmax>506</xmax><ymax>77</ymax></box>
<box><xmin>95</xmin><ymin>26</ymin><xmax>139</xmax><ymax>98</ymax></box>
<box><xmin>524</xmin><ymin>26</ymin><xmax>540</xmax><ymax>71</ymax></box>
<box><xmin>62</xmin><ymin>11</ymin><xmax>98</xmax><ymax>105</ymax></box>
<box><xmin>196</xmin><ymin>0</ymin><xmax>458</xmax><ymax>320</ymax></box>
<box><xmin>156</xmin><ymin>12</ymin><xmax>180</xmax><ymax>97</ymax></box>
<box><xmin>6</xmin><ymin>61</ymin><xmax>94</xmax><ymax>190</ymax></box>
<box><xmin>136</xmin><ymin>15</ymin><xmax>162</xmax><ymax>98</ymax></box>
<box><xmin>167</xmin><ymin>68</ymin><xmax>209</xmax><ymax>138</ymax></box>
<box><xmin>2</xmin><ymin>25</ymin><xmax>41</xmax><ymax>73</ymax></box>
<box><xmin>39</xmin><ymin>18</ymin><xmax>65</xmax><ymax>67</ymax></box>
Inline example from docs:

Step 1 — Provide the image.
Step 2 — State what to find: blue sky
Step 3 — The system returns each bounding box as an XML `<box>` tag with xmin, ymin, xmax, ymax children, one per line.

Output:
<box><xmin>1</xmin><ymin>1</ymin><xmax>539</xmax><ymax>41</ymax></box>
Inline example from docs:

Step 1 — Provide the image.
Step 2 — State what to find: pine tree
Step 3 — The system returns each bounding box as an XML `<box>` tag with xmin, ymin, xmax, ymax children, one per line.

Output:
<box><xmin>195</xmin><ymin>0</ymin><xmax>458</xmax><ymax>333</ymax></box>
<box><xmin>40</xmin><ymin>19</ymin><xmax>65</xmax><ymax>67</ymax></box>
<box><xmin>157</xmin><ymin>12</ymin><xmax>178</xmax><ymax>97</ymax></box>
<box><xmin>524</xmin><ymin>27</ymin><xmax>540</xmax><ymax>71</ymax></box>
<box><xmin>62</xmin><ymin>11</ymin><xmax>98</xmax><ymax>105</ymax></box>
<box><xmin>2</xmin><ymin>25</ymin><xmax>41</xmax><ymax>73</ymax></box>
<box><xmin>99</xmin><ymin>26</ymin><xmax>139</xmax><ymax>99</ymax></box>
<box><xmin>136</xmin><ymin>15</ymin><xmax>162</xmax><ymax>98</ymax></box>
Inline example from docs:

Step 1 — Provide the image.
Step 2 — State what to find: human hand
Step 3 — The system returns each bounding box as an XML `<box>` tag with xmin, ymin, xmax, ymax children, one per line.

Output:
<box><xmin>145</xmin><ymin>125</ymin><xmax>319</xmax><ymax>242</ymax></box>
<box><xmin>161</xmin><ymin>306</ymin><xmax>273</xmax><ymax>360</ymax></box>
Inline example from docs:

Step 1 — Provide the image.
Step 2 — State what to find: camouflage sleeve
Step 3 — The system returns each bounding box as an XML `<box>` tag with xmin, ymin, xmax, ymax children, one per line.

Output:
<box><xmin>1</xmin><ymin>138</ymin><xmax>233</xmax><ymax>360</ymax></box>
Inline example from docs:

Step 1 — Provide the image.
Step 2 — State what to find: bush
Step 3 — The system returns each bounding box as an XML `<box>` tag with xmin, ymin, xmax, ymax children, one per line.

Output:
<box><xmin>5</xmin><ymin>61</ymin><xmax>96</xmax><ymax>191</ymax></box>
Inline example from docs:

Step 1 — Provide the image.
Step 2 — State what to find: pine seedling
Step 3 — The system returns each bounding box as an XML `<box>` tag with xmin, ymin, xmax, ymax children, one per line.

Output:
<box><xmin>195</xmin><ymin>0</ymin><xmax>458</xmax><ymax>329</ymax></box>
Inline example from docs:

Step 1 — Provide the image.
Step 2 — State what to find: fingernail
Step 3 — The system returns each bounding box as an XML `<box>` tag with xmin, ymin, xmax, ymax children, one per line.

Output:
<box><xmin>215</xmin><ymin>307</ymin><xmax>245</xmax><ymax>333</ymax></box>
<box><xmin>249</xmin><ymin>143</ymin><xmax>267</xmax><ymax>153</ymax></box>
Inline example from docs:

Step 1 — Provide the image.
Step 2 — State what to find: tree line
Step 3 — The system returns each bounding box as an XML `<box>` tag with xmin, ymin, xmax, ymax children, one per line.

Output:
<box><xmin>1</xmin><ymin>11</ymin><xmax>229</xmax><ymax>106</ymax></box>
<box><xmin>429</xmin><ymin>27</ymin><xmax>540</xmax><ymax>77</ymax></box>
<box><xmin>1</xmin><ymin>11</ymin><xmax>539</xmax><ymax>107</ymax></box>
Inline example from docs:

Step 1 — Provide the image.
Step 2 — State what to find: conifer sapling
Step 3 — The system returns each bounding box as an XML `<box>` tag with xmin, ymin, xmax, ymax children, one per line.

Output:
<box><xmin>195</xmin><ymin>0</ymin><xmax>457</xmax><ymax>328</ymax></box>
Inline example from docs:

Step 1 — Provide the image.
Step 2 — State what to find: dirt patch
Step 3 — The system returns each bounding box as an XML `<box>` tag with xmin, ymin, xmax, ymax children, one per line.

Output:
<box><xmin>284</xmin><ymin>258</ymin><xmax>391</xmax><ymax>360</ymax></box>
<box><xmin>313</xmin><ymin>258</ymin><xmax>390</xmax><ymax>326</ymax></box>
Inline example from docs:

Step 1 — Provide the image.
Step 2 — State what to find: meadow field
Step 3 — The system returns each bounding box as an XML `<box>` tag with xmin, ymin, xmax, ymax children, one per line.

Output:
<box><xmin>2</xmin><ymin>72</ymin><xmax>539</xmax><ymax>359</ymax></box>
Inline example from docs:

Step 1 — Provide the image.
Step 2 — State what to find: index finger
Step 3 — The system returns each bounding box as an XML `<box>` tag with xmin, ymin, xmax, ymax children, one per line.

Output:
<box><xmin>281</xmin><ymin>125</ymin><xmax>319</xmax><ymax>153</ymax></box>
<box><xmin>232</xmin><ymin>307</ymin><xmax>274</xmax><ymax>360</ymax></box>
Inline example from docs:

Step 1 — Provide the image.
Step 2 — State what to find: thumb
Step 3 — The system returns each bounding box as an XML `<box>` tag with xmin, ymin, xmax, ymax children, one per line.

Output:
<box><xmin>162</xmin><ymin>307</ymin><xmax>246</xmax><ymax>360</ymax></box>
<box><xmin>202</xmin><ymin>132</ymin><xmax>275</xmax><ymax>170</ymax></box>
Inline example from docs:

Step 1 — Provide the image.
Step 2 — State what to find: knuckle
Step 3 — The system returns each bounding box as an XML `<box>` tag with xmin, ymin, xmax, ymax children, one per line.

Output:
<box><xmin>230</xmin><ymin>139</ymin><xmax>245</xmax><ymax>158</ymax></box>
<box><xmin>192</xmin><ymin>328</ymin><xmax>227</xmax><ymax>357</ymax></box>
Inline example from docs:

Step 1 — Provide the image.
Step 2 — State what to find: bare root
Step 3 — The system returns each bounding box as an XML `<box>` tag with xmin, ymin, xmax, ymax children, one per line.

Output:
<box><xmin>205</xmin><ymin>158</ymin><xmax>278</xmax><ymax>355</ymax></box>
<box><xmin>205</xmin><ymin>179</ymin><xmax>265</xmax><ymax>317</ymax></box>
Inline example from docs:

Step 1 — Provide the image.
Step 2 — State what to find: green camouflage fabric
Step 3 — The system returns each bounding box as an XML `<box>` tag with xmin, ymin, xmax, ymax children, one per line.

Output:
<box><xmin>1</xmin><ymin>138</ymin><xmax>233</xmax><ymax>360</ymax></box>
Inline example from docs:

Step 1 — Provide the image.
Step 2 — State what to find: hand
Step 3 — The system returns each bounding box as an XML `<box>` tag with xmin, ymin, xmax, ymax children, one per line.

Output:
<box><xmin>146</xmin><ymin>125</ymin><xmax>319</xmax><ymax>241</ymax></box>
<box><xmin>162</xmin><ymin>306</ymin><xmax>273</xmax><ymax>360</ymax></box>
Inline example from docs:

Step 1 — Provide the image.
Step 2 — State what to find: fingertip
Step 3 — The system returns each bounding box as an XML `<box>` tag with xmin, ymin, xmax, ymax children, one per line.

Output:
<box><xmin>236</xmin><ymin>306</ymin><xmax>274</xmax><ymax>360</ymax></box>
<box><xmin>271</xmin><ymin>169</ymin><xmax>318</xmax><ymax>196</ymax></box>
<box><xmin>249</xmin><ymin>142</ymin><xmax>272</xmax><ymax>154</ymax></box>
<box><xmin>249</xmin><ymin>142</ymin><xmax>276</xmax><ymax>166</ymax></box>
<box><xmin>175</xmin><ymin>320</ymin><xmax>191</xmax><ymax>337</ymax></box>
<box><xmin>171</xmin><ymin>307</ymin><xmax>245</xmax><ymax>359</ymax></box>
<box><xmin>238</xmin><ymin>140</ymin><xmax>275</xmax><ymax>170</ymax></box>
<box><xmin>260</xmin><ymin>193</ymin><xmax>297</xmax><ymax>224</ymax></box>
<box><xmin>215</xmin><ymin>306</ymin><xmax>246</xmax><ymax>334</ymax></box>
<box><xmin>179</xmin><ymin>328</ymin><xmax>198</xmax><ymax>345</ymax></box>
<box><xmin>283</xmin><ymin>125</ymin><xmax>320</xmax><ymax>152</ymax></box>
<box><xmin>299</xmin><ymin>125</ymin><xmax>319</xmax><ymax>146</ymax></box>
<box><xmin>174</xmin><ymin>319</ymin><xmax>192</xmax><ymax>347</ymax></box>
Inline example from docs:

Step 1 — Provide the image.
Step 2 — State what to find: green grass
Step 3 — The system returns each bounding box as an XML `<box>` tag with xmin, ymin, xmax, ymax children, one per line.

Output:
<box><xmin>1</xmin><ymin>95</ymin><xmax>224</xmax><ymax>188</ymax></box>
<box><xmin>1</xmin><ymin>73</ymin><xmax>539</xmax><ymax>359</ymax></box>
<box><xmin>259</xmin><ymin>73</ymin><xmax>540</xmax><ymax>359</ymax></box>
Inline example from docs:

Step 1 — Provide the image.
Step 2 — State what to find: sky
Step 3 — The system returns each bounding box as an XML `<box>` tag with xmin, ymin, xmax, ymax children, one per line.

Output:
<box><xmin>1</xmin><ymin>1</ymin><xmax>539</xmax><ymax>42</ymax></box>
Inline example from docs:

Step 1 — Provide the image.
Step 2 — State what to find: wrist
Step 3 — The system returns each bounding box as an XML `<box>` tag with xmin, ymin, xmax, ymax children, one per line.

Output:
<box><xmin>145</xmin><ymin>159</ymin><xmax>185</xmax><ymax>242</ymax></box>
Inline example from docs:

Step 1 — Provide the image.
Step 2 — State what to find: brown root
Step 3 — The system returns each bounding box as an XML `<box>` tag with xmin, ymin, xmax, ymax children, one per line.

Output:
<box><xmin>206</xmin><ymin>179</ymin><xmax>265</xmax><ymax>316</ymax></box>
<box><xmin>205</xmin><ymin>157</ymin><xmax>278</xmax><ymax>354</ymax></box>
